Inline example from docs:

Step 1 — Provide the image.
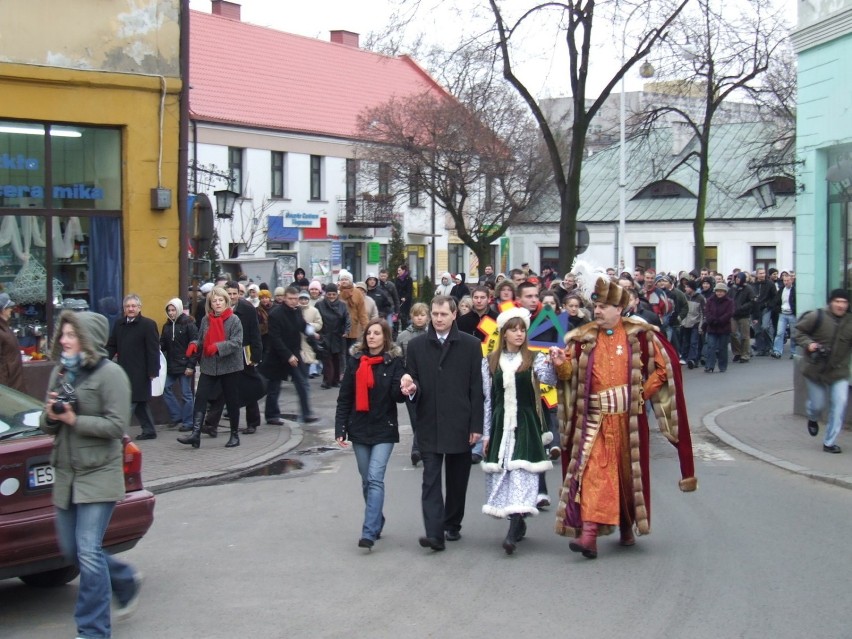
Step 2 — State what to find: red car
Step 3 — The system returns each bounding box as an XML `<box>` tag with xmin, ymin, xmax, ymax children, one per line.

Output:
<box><xmin>0</xmin><ymin>385</ymin><xmax>155</xmax><ymax>587</ymax></box>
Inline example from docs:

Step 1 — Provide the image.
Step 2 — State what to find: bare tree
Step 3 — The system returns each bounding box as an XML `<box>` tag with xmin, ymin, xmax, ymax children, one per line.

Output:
<box><xmin>486</xmin><ymin>0</ymin><xmax>690</xmax><ymax>274</ymax></box>
<box><xmin>217</xmin><ymin>196</ymin><xmax>275</xmax><ymax>257</ymax></box>
<box><xmin>635</xmin><ymin>0</ymin><xmax>790</xmax><ymax>269</ymax></box>
<box><xmin>356</xmin><ymin>72</ymin><xmax>550</xmax><ymax>271</ymax></box>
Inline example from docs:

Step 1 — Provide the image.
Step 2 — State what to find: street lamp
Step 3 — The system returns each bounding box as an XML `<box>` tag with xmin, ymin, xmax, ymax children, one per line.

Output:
<box><xmin>619</xmin><ymin>8</ymin><xmax>655</xmax><ymax>271</ymax></box>
<box><xmin>213</xmin><ymin>188</ymin><xmax>239</xmax><ymax>219</ymax></box>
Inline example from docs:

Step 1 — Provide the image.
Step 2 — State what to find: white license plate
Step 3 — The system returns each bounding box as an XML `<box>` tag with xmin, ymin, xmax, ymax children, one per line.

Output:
<box><xmin>28</xmin><ymin>464</ymin><xmax>54</xmax><ymax>488</ymax></box>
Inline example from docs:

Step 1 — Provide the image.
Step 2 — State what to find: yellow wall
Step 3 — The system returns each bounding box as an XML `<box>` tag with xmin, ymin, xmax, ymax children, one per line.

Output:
<box><xmin>0</xmin><ymin>63</ymin><xmax>183</xmax><ymax>312</ymax></box>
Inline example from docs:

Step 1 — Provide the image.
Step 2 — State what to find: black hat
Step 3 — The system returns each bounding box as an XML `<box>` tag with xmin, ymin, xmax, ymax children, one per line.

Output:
<box><xmin>828</xmin><ymin>288</ymin><xmax>849</xmax><ymax>302</ymax></box>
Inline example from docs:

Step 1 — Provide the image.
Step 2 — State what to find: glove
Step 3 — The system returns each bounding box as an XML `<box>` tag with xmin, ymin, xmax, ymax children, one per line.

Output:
<box><xmin>186</xmin><ymin>343</ymin><xmax>198</xmax><ymax>357</ymax></box>
<box><xmin>203</xmin><ymin>342</ymin><xmax>218</xmax><ymax>357</ymax></box>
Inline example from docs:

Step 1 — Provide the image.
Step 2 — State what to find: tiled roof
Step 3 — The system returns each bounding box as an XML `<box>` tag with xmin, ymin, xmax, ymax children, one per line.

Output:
<box><xmin>189</xmin><ymin>10</ymin><xmax>447</xmax><ymax>138</ymax></box>
<box><xmin>529</xmin><ymin>121</ymin><xmax>796</xmax><ymax>224</ymax></box>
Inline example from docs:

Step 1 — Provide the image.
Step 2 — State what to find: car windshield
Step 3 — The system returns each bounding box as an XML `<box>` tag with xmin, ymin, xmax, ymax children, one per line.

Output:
<box><xmin>0</xmin><ymin>385</ymin><xmax>44</xmax><ymax>440</ymax></box>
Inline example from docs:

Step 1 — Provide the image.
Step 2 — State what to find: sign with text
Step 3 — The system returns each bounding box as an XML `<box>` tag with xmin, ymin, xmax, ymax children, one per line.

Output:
<box><xmin>282</xmin><ymin>211</ymin><xmax>322</xmax><ymax>228</ymax></box>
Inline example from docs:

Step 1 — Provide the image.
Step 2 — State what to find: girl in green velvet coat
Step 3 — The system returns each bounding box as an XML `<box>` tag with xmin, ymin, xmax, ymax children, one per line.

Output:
<box><xmin>481</xmin><ymin>307</ymin><xmax>563</xmax><ymax>554</ymax></box>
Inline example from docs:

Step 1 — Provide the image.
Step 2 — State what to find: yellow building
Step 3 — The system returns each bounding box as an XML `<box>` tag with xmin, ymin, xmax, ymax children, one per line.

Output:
<box><xmin>0</xmin><ymin>0</ymin><xmax>184</xmax><ymax>353</ymax></box>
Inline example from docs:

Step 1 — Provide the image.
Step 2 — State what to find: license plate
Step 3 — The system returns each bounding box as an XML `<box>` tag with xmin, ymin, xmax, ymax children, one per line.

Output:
<box><xmin>28</xmin><ymin>464</ymin><xmax>54</xmax><ymax>488</ymax></box>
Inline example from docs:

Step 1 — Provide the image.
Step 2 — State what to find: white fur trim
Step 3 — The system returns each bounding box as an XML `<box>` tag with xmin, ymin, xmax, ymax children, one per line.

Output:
<box><xmin>482</xmin><ymin>504</ymin><xmax>539</xmax><ymax>519</ymax></box>
<box><xmin>542</xmin><ymin>432</ymin><xmax>553</xmax><ymax>446</ymax></box>
<box><xmin>496</xmin><ymin>307</ymin><xmax>531</xmax><ymax>331</ymax></box>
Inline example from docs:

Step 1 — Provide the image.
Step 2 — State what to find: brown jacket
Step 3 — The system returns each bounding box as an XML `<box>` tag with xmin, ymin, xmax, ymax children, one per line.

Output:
<box><xmin>0</xmin><ymin>316</ymin><xmax>25</xmax><ymax>393</ymax></box>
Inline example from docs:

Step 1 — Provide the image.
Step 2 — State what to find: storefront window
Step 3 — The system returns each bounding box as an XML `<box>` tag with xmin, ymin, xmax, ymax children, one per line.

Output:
<box><xmin>826</xmin><ymin>145</ymin><xmax>852</xmax><ymax>295</ymax></box>
<box><xmin>0</xmin><ymin>120</ymin><xmax>123</xmax><ymax>355</ymax></box>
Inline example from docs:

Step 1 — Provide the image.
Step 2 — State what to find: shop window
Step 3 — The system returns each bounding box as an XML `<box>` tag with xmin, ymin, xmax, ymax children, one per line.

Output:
<box><xmin>448</xmin><ymin>243</ymin><xmax>466</xmax><ymax>277</ymax></box>
<box><xmin>634</xmin><ymin>246</ymin><xmax>656</xmax><ymax>270</ymax></box>
<box><xmin>704</xmin><ymin>246</ymin><xmax>718</xmax><ymax>273</ymax></box>
<box><xmin>539</xmin><ymin>247</ymin><xmax>559</xmax><ymax>274</ymax></box>
<box><xmin>752</xmin><ymin>246</ymin><xmax>776</xmax><ymax>273</ymax></box>
<box><xmin>271</xmin><ymin>151</ymin><xmax>286</xmax><ymax>199</ymax></box>
<box><xmin>0</xmin><ymin>120</ymin><xmax>123</xmax><ymax>351</ymax></box>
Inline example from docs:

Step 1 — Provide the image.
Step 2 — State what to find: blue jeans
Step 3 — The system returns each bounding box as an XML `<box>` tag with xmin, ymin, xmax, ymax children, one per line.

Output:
<box><xmin>352</xmin><ymin>442</ymin><xmax>394</xmax><ymax>541</ymax></box>
<box><xmin>290</xmin><ymin>363</ymin><xmax>313</xmax><ymax>421</ymax></box>
<box><xmin>754</xmin><ymin>308</ymin><xmax>774</xmax><ymax>353</ymax></box>
<box><xmin>679</xmin><ymin>325</ymin><xmax>700</xmax><ymax>362</ymax></box>
<box><xmin>805</xmin><ymin>377</ymin><xmax>849</xmax><ymax>447</ymax></box>
<box><xmin>773</xmin><ymin>313</ymin><xmax>796</xmax><ymax>355</ymax></box>
<box><xmin>55</xmin><ymin>502</ymin><xmax>137</xmax><ymax>639</ymax></box>
<box><xmin>162</xmin><ymin>373</ymin><xmax>193</xmax><ymax>426</ymax></box>
<box><xmin>705</xmin><ymin>333</ymin><xmax>730</xmax><ymax>372</ymax></box>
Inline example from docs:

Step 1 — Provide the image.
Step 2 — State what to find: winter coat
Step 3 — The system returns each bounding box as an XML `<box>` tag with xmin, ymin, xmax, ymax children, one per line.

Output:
<box><xmin>315</xmin><ymin>297</ymin><xmax>350</xmax><ymax>355</ymax></box>
<box><xmin>395</xmin><ymin>323</ymin><xmax>427</xmax><ymax>361</ymax></box>
<box><xmin>451</xmin><ymin>282</ymin><xmax>470</xmax><ymax>302</ymax></box>
<box><xmin>233</xmin><ymin>298</ymin><xmax>262</xmax><ymax>365</ymax></box>
<box><xmin>107</xmin><ymin>312</ymin><xmax>160</xmax><ymax>403</ymax></box>
<box><xmin>703</xmin><ymin>295</ymin><xmax>735</xmax><ymax>335</ymax></box>
<box><xmin>752</xmin><ymin>279</ymin><xmax>777</xmax><ymax>318</ymax></box>
<box><xmin>795</xmin><ymin>307</ymin><xmax>852</xmax><ymax>384</ymax></box>
<box><xmin>731</xmin><ymin>283</ymin><xmax>755</xmax><ymax>319</ymax></box>
<box><xmin>0</xmin><ymin>316</ymin><xmax>25</xmax><ymax>393</ymax></box>
<box><xmin>41</xmin><ymin>311</ymin><xmax>131</xmax><ymax>509</ymax></box>
<box><xmin>340</xmin><ymin>287</ymin><xmax>369</xmax><ymax>339</ymax></box>
<box><xmin>191</xmin><ymin>311</ymin><xmax>244</xmax><ymax>376</ymax></box>
<box><xmin>394</xmin><ymin>274</ymin><xmax>413</xmax><ymax>313</ymax></box>
<box><xmin>261</xmin><ymin>303</ymin><xmax>306</xmax><ymax>380</ymax></box>
<box><xmin>379</xmin><ymin>280</ymin><xmax>400</xmax><ymax>313</ymax></box>
<box><xmin>334</xmin><ymin>345</ymin><xmax>405</xmax><ymax>444</ymax></box>
<box><xmin>300</xmin><ymin>303</ymin><xmax>323</xmax><ymax>364</ymax></box>
<box><xmin>405</xmin><ymin>323</ymin><xmax>485</xmax><ymax>454</ymax></box>
<box><xmin>435</xmin><ymin>272</ymin><xmax>455</xmax><ymax>297</ymax></box>
<box><xmin>773</xmin><ymin>285</ymin><xmax>796</xmax><ymax>316</ymax></box>
<box><xmin>160</xmin><ymin>298</ymin><xmax>199</xmax><ymax>375</ymax></box>
<box><xmin>365</xmin><ymin>285</ymin><xmax>393</xmax><ymax>318</ymax></box>
<box><xmin>681</xmin><ymin>291</ymin><xmax>705</xmax><ymax>329</ymax></box>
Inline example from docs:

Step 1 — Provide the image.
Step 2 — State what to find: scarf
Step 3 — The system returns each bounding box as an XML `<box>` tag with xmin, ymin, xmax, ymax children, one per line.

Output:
<box><xmin>60</xmin><ymin>352</ymin><xmax>82</xmax><ymax>385</ymax></box>
<box><xmin>355</xmin><ymin>354</ymin><xmax>385</xmax><ymax>412</ymax></box>
<box><xmin>203</xmin><ymin>307</ymin><xmax>233</xmax><ymax>357</ymax></box>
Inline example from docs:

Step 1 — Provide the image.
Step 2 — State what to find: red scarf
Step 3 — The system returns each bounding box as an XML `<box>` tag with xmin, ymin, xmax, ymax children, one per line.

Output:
<box><xmin>204</xmin><ymin>307</ymin><xmax>233</xmax><ymax>357</ymax></box>
<box><xmin>355</xmin><ymin>354</ymin><xmax>385</xmax><ymax>412</ymax></box>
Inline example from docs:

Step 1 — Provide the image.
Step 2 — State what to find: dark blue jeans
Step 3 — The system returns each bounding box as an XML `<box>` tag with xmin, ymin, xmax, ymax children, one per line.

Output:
<box><xmin>705</xmin><ymin>333</ymin><xmax>730</xmax><ymax>372</ymax></box>
<box><xmin>55</xmin><ymin>502</ymin><xmax>137</xmax><ymax>638</ymax></box>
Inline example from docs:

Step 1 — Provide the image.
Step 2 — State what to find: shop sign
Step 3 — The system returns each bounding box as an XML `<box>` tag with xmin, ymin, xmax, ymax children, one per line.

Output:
<box><xmin>282</xmin><ymin>211</ymin><xmax>322</xmax><ymax>228</ymax></box>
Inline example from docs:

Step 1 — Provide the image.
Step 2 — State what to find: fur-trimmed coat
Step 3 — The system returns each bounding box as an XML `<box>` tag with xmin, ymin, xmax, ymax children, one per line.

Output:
<box><xmin>555</xmin><ymin>317</ymin><xmax>697</xmax><ymax>539</ymax></box>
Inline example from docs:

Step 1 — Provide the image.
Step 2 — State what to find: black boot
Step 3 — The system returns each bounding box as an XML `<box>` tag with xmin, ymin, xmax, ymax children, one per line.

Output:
<box><xmin>515</xmin><ymin>515</ymin><xmax>527</xmax><ymax>543</ymax></box>
<box><xmin>503</xmin><ymin>515</ymin><xmax>523</xmax><ymax>555</ymax></box>
<box><xmin>225</xmin><ymin>422</ymin><xmax>240</xmax><ymax>448</ymax></box>
<box><xmin>177</xmin><ymin>412</ymin><xmax>205</xmax><ymax>449</ymax></box>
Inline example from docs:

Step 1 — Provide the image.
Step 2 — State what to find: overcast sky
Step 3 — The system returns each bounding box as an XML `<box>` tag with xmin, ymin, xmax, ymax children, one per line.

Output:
<box><xmin>189</xmin><ymin>0</ymin><xmax>797</xmax><ymax>99</ymax></box>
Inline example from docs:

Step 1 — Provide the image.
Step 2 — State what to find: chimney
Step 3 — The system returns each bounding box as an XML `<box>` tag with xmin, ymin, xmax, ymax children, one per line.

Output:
<box><xmin>330</xmin><ymin>30</ymin><xmax>360</xmax><ymax>48</ymax></box>
<box><xmin>211</xmin><ymin>1</ymin><xmax>241</xmax><ymax>21</ymax></box>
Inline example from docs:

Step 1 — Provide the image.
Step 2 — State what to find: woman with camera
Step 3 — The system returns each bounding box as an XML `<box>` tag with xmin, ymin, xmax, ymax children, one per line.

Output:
<box><xmin>177</xmin><ymin>286</ymin><xmax>244</xmax><ymax>448</ymax></box>
<box><xmin>40</xmin><ymin>310</ymin><xmax>143</xmax><ymax>638</ymax></box>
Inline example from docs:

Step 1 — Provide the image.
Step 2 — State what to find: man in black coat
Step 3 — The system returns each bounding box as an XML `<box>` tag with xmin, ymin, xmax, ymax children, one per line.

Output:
<box><xmin>260</xmin><ymin>286</ymin><xmax>318</xmax><ymax>424</ymax></box>
<box><xmin>394</xmin><ymin>264</ymin><xmax>413</xmax><ymax>329</ymax></box>
<box><xmin>107</xmin><ymin>294</ymin><xmax>160</xmax><ymax>440</ymax></box>
<box><xmin>401</xmin><ymin>295</ymin><xmax>484</xmax><ymax>551</ymax></box>
<box><xmin>204</xmin><ymin>281</ymin><xmax>263</xmax><ymax>434</ymax></box>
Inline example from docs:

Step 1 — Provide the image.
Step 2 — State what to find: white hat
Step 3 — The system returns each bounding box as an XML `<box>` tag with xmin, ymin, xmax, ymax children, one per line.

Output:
<box><xmin>496</xmin><ymin>307</ymin><xmax>531</xmax><ymax>331</ymax></box>
<box><xmin>338</xmin><ymin>269</ymin><xmax>353</xmax><ymax>282</ymax></box>
<box><xmin>200</xmin><ymin>283</ymin><xmax>214</xmax><ymax>294</ymax></box>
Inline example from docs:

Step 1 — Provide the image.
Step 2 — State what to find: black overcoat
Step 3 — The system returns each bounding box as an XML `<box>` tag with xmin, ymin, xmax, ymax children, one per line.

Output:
<box><xmin>260</xmin><ymin>303</ymin><xmax>306</xmax><ymax>380</ymax></box>
<box><xmin>107</xmin><ymin>314</ymin><xmax>160</xmax><ymax>402</ymax></box>
<box><xmin>405</xmin><ymin>323</ymin><xmax>484</xmax><ymax>454</ymax></box>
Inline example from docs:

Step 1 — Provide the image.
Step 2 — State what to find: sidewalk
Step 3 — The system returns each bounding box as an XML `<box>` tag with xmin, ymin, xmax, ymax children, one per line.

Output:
<box><xmin>704</xmin><ymin>388</ymin><xmax>852</xmax><ymax>490</ymax></box>
<box><xmin>135</xmin><ymin>375</ymin><xmax>345</xmax><ymax>493</ymax></box>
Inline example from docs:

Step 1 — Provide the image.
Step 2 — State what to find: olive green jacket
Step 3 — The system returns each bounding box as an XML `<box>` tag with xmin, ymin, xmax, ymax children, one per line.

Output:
<box><xmin>795</xmin><ymin>307</ymin><xmax>852</xmax><ymax>384</ymax></box>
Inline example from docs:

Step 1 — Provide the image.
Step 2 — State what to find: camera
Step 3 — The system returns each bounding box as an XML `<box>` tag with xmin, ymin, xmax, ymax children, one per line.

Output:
<box><xmin>811</xmin><ymin>345</ymin><xmax>831</xmax><ymax>362</ymax></box>
<box><xmin>52</xmin><ymin>382</ymin><xmax>78</xmax><ymax>415</ymax></box>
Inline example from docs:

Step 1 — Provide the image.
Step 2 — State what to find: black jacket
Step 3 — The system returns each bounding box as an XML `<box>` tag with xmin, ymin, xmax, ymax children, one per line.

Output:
<box><xmin>233</xmin><ymin>298</ymin><xmax>262</xmax><ymax>364</ymax></box>
<box><xmin>261</xmin><ymin>303</ymin><xmax>307</xmax><ymax>380</ymax></box>
<box><xmin>365</xmin><ymin>286</ymin><xmax>393</xmax><ymax>317</ymax></box>
<box><xmin>405</xmin><ymin>323</ymin><xmax>484</xmax><ymax>454</ymax></box>
<box><xmin>456</xmin><ymin>308</ymin><xmax>497</xmax><ymax>339</ymax></box>
<box><xmin>731</xmin><ymin>283</ymin><xmax>755</xmax><ymax>320</ymax></box>
<box><xmin>752</xmin><ymin>279</ymin><xmax>777</xmax><ymax>318</ymax></box>
<box><xmin>394</xmin><ymin>274</ymin><xmax>413</xmax><ymax>312</ymax></box>
<box><xmin>160</xmin><ymin>314</ymin><xmax>199</xmax><ymax>375</ymax></box>
<box><xmin>335</xmin><ymin>346</ymin><xmax>405</xmax><ymax>444</ymax></box>
<box><xmin>315</xmin><ymin>297</ymin><xmax>350</xmax><ymax>355</ymax></box>
<box><xmin>107</xmin><ymin>314</ymin><xmax>160</xmax><ymax>403</ymax></box>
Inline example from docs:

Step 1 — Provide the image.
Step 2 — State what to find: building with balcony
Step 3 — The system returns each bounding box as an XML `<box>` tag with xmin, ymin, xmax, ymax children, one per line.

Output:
<box><xmin>188</xmin><ymin>1</ymin><xmax>453</xmax><ymax>285</ymax></box>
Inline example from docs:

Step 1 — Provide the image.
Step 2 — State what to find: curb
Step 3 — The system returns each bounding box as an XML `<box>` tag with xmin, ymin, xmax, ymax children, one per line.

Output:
<box><xmin>703</xmin><ymin>392</ymin><xmax>852</xmax><ymax>491</ymax></box>
<box><xmin>145</xmin><ymin>423</ymin><xmax>305</xmax><ymax>494</ymax></box>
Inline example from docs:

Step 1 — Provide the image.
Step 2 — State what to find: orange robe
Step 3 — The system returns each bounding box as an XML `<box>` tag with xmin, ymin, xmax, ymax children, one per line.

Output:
<box><xmin>579</xmin><ymin>323</ymin><xmax>667</xmax><ymax>526</ymax></box>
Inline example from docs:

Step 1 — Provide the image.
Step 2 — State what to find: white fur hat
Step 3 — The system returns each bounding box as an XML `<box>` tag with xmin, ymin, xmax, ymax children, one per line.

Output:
<box><xmin>496</xmin><ymin>306</ymin><xmax>531</xmax><ymax>331</ymax></box>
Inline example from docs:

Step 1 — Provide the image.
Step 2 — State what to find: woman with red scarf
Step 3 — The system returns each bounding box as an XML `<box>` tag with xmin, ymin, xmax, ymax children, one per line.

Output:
<box><xmin>177</xmin><ymin>286</ymin><xmax>244</xmax><ymax>448</ymax></box>
<box><xmin>334</xmin><ymin>318</ymin><xmax>405</xmax><ymax>550</ymax></box>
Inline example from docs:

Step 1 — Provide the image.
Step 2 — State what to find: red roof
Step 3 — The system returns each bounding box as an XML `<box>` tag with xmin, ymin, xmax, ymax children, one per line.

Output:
<box><xmin>189</xmin><ymin>10</ymin><xmax>448</xmax><ymax>139</ymax></box>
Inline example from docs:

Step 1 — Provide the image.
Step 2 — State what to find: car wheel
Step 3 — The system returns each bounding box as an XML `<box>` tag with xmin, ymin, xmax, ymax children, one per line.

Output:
<box><xmin>19</xmin><ymin>565</ymin><xmax>80</xmax><ymax>588</ymax></box>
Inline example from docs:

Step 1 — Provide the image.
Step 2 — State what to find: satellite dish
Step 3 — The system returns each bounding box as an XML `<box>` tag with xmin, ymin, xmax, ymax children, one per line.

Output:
<box><xmin>192</xmin><ymin>194</ymin><xmax>214</xmax><ymax>254</ymax></box>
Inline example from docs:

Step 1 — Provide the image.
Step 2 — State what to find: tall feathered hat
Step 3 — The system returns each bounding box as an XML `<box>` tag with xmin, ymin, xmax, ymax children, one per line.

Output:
<box><xmin>572</xmin><ymin>258</ymin><xmax>629</xmax><ymax>308</ymax></box>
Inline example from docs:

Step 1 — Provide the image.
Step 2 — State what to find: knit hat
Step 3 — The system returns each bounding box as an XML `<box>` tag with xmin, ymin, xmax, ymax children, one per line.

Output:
<box><xmin>714</xmin><ymin>283</ymin><xmax>729</xmax><ymax>292</ymax></box>
<box><xmin>496</xmin><ymin>307</ymin><xmax>531</xmax><ymax>331</ymax></box>
<box><xmin>273</xmin><ymin>286</ymin><xmax>286</xmax><ymax>297</ymax></box>
<box><xmin>308</xmin><ymin>280</ymin><xmax>323</xmax><ymax>292</ymax></box>
<box><xmin>258</xmin><ymin>290</ymin><xmax>272</xmax><ymax>299</ymax></box>
<box><xmin>200</xmin><ymin>282</ymin><xmax>214</xmax><ymax>294</ymax></box>
<box><xmin>684</xmin><ymin>280</ymin><xmax>698</xmax><ymax>292</ymax></box>
<box><xmin>338</xmin><ymin>269</ymin><xmax>353</xmax><ymax>282</ymax></box>
<box><xmin>828</xmin><ymin>288</ymin><xmax>849</xmax><ymax>302</ymax></box>
<box><xmin>324</xmin><ymin>283</ymin><xmax>338</xmax><ymax>293</ymax></box>
<box><xmin>0</xmin><ymin>293</ymin><xmax>15</xmax><ymax>310</ymax></box>
<box><xmin>354</xmin><ymin>281</ymin><xmax>367</xmax><ymax>292</ymax></box>
<box><xmin>298</xmin><ymin>290</ymin><xmax>310</xmax><ymax>299</ymax></box>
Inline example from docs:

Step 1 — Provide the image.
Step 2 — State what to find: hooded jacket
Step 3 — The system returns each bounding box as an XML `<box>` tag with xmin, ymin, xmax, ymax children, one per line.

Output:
<box><xmin>160</xmin><ymin>297</ymin><xmax>199</xmax><ymax>375</ymax></box>
<box><xmin>40</xmin><ymin>311</ymin><xmax>131</xmax><ymax>508</ymax></box>
<box><xmin>435</xmin><ymin>272</ymin><xmax>455</xmax><ymax>297</ymax></box>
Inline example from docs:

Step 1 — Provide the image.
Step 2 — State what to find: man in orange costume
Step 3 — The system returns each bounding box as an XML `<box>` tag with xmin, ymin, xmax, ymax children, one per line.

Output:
<box><xmin>555</xmin><ymin>265</ymin><xmax>697</xmax><ymax>559</ymax></box>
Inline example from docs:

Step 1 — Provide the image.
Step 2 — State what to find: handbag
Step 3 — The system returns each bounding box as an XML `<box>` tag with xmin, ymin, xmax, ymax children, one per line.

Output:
<box><xmin>238</xmin><ymin>365</ymin><xmax>267</xmax><ymax>407</ymax></box>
